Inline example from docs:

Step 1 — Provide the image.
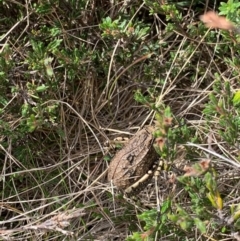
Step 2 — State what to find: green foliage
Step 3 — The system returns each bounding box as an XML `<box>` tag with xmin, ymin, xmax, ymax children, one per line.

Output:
<box><xmin>219</xmin><ymin>0</ymin><xmax>240</xmax><ymax>23</ymax></box>
<box><xmin>233</xmin><ymin>90</ymin><xmax>240</xmax><ymax>106</ymax></box>
<box><xmin>203</xmin><ymin>80</ymin><xmax>240</xmax><ymax>145</ymax></box>
<box><xmin>1</xmin><ymin>0</ymin><xmax>240</xmax><ymax>240</ymax></box>
<box><xmin>100</xmin><ymin>16</ymin><xmax>151</xmax><ymax>41</ymax></box>
<box><xmin>127</xmin><ymin>200</ymin><xmax>172</xmax><ymax>241</ymax></box>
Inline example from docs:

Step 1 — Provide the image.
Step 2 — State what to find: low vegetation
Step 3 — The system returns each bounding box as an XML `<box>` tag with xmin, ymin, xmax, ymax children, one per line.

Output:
<box><xmin>1</xmin><ymin>0</ymin><xmax>240</xmax><ymax>240</ymax></box>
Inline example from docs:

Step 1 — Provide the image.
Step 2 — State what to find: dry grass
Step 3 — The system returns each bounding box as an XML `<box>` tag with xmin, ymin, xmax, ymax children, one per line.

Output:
<box><xmin>1</xmin><ymin>1</ymin><xmax>240</xmax><ymax>240</ymax></box>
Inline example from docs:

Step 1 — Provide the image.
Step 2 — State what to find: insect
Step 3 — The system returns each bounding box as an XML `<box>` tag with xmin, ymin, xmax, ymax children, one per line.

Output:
<box><xmin>107</xmin><ymin>127</ymin><xmax>160</xmax><ymax>195</ymax></box>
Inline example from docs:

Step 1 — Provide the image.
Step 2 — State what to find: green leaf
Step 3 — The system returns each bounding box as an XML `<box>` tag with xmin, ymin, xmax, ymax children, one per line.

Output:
<box><xmin>204</xmin><ymin>172</ymin><xmax>217</xmax><ymax>192</ymax></box>
<box><xmin>179</xmin><ymin>219</ymin><xmax>192</xmax><ymax>230</ymax></box>
<box><xmin>44</xmin><ymin>57</ymin><xmax>54</xmax><ymax>76</ymax></box>
<box><xmin>194</xmin><ymin>218</ymin><xmax>206</xmax><ymax>234</ymax></box>
<box><xmin>160</xmin><ymin>199</ymin><xmax>171</xmax><ymax>213</ymax></box>
<box><xmin>47</xmin><ymin>39</ymin><xmax>62</xmax><ymax>52</ymax></box>
<box><xmin>21</xmin><ymin>103</ymin><xmax>29</xmax><ymax>117</ymax></box>
<box><xmin>103</xmin><ymin>155</ymin><xmax>111</xmax><ymax>161</ymax></box>
<box><xmin>233</xmin><ymin>90</ymin><xmax>240</xmax><ymax>106</ymax></box>
<box><xmin>36</xmin><ymin>84</ymin><xmax>49</xmax><ymax>92</ymax></box>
